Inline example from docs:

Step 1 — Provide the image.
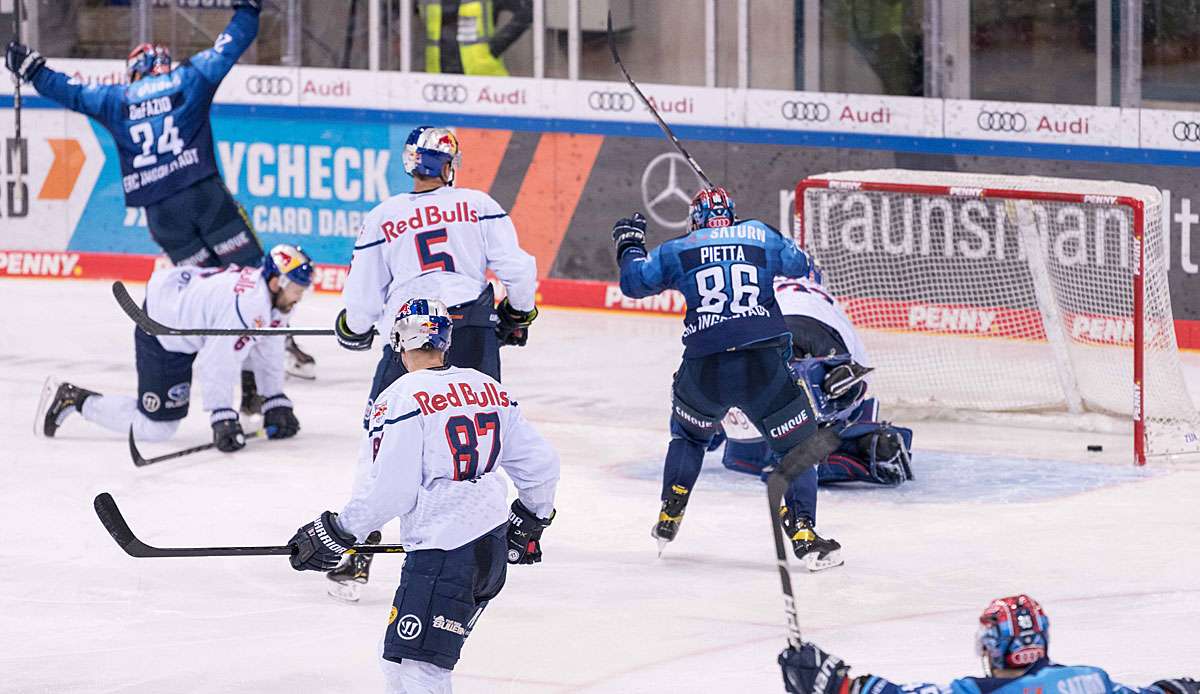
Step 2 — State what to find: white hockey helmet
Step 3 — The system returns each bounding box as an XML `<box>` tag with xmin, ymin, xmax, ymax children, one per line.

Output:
<box><xmin>390</xmin><ymin>298</ymin><xmax>453</xmax><ymax>352</ymax></box>
<box><xmin>403</xmin><ymin>126</ymin><xmax>462</xmax><ymax>182</ymax></box>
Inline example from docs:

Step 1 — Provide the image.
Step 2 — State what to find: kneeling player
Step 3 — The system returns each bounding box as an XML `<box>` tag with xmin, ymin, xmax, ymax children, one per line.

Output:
<box><xmin>36</xmin><ymin>245</ymin><xmax>309</xmax><ymax>451</ymax></box>
<box><xmin>780</xmin><ymin>594</ymin><xmax>1198</xmax><ymax>694</ymax></box>
<box><xmin>287</xmin><ymin>299</ymin><xmax>559</xmax><ymax>693</ymax></box>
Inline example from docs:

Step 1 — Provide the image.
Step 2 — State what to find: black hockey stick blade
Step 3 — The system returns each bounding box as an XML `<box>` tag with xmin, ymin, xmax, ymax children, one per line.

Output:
<box><xmin>93</xmin><ymin>493</ymin><xmax>407</xmax><ymax>558</ymax></box>
<box><xmin>606</xmin><ymin>12</ymin><xmax>715</xmax><ymax>189</ymax></box>
<box><xmin>129</xmin><ymin>427</ymin><xmax>265</xmax><ymax>467</ymax></box>
<box><xmin>111</xmin><ymin>281</ymin><xmax>335</xmax><ymax>337</ymax></box>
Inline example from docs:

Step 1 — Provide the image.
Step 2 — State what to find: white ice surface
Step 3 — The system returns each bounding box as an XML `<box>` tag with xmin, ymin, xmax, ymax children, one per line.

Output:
<box><xmin>1</xmin><ymin>279</ymin><xmax>1198</xmax><ymax>693</ymax></box>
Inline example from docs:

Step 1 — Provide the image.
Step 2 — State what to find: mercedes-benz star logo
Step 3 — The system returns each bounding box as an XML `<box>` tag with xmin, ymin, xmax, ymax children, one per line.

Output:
<box><xmin>641</xmin><ymin>152</ymin><xmax>706</xmax><ymax>231</ymax></box>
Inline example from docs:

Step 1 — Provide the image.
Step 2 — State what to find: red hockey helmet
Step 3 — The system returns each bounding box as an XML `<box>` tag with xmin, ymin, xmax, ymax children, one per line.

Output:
<box><xmin>689</xmin><ymin>187</ymin><xmax>735</xmax><ymax>230</ymax></box>
<box><xmin>127</xmin><ymin>43</ymin><xmax>172</xmax><ymax>82</ymax></box>
<box><xmin>975</xmin><ymin>594</ymin><xmax>1050</xmax><ymax>676</ymax></box>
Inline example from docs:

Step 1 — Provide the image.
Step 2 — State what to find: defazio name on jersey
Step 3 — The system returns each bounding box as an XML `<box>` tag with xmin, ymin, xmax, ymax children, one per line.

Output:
<box><xmin>381</xmin><ymin>202</ymin><xmax>480</xmax><ymax>242</ymax></box>
<box><xmin>413</xmin><ymin>382</ymin><xmax>512</xmax><ymax>415</ymax></box>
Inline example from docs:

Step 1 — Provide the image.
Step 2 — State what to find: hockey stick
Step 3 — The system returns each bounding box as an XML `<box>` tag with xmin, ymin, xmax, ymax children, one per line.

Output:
<box><xmin>112</xmin><ymin>281</ymin><xmax>335</xmax><ymax>337</ymax></box>
<box><xmin>605</xmin><ymin>12</ymin><xmax>715</xmax><ymax>189</ymax></box>
<box><xmin>8</xmin><ymin>0</ymin><xmax>25</xmax><ymax>212</ymax></box>
<box><xmin>93</xmin><ymin>492</ymin><xmax>407</xmax><ymax>558</ymax></box>
<box><xmin>129</xmin><ymin>426</ymin><xmax>266</xmax><ymax>467</ymax></box>
<box><xmin>765</xmin><ymin>426</ymin><xmax>843</xmax><ymax>648</ymax></box>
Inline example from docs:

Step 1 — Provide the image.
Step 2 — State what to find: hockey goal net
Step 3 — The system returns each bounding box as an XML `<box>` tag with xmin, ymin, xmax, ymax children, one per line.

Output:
<box><xmin>795</xmin><ymin>169</ymin><xmax>1200</xmax><ymax>465</ymax></box>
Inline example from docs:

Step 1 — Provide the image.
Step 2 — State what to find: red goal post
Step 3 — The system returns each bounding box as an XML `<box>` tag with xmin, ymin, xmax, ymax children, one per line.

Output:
<box><xmin>794</xmin><ymin>170</ymin><xmax>1200</xmax><ymax>466</ymax></box>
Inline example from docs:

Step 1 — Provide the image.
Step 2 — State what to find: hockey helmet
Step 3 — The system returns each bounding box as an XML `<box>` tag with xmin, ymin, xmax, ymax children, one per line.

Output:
<box><xmin>403</xmin><ymin>126</ymin><xmax>462</xmax><ymax>182</ymax></box>
<box><xmin>262</xmin><ymin>244</ymin><xmax>314</xmax><ymax>289</ymax></box>
<box><xmin>689</xmin><ymin>187</ymin><xmax>736</xmax><ymax>230</ymax></box>
<box><xmin>127</xmin><ymin>43</ymin><xmax>172</xmax><ymax>82</ymax></box>
<box><xmin>391</xmin><ymin>298</ymin><xmax>453</xmax><ymax>353</ymax></box>
<box><xmin>975</xmin><ymin>594</ymin><xmax>1050</xmax><ymax>676</ymax></box>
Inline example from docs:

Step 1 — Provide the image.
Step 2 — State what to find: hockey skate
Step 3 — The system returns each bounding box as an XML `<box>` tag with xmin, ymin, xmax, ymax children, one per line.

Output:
<box><xmin>36</xmin><ymin>378</ymin><xmax>98</xmax><ymax>438</ymax></box>
<box><xmin>651</xmin><ymin>485</ymin><xmax>690</xmax><ymax>556</ymax></box>
<box><xmin>285</xmin><ymin>336</ymin><xmax>316</xmax><ymax>380</ymax></box>
<box><xmin>779</xmin><ymin>507</ymin><xmax>843</xmax><ymax>572</ymax></box>
<box><xmin>326</xmin><ymin>530</ymin><xmax>381</xmax><ymax>603</ymax></box>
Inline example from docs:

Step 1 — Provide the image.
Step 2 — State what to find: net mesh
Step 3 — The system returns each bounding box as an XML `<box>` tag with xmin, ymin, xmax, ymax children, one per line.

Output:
<box><xmin>797</xmin><ymin>169</ymin><xmax>1200</xmax><ymax>462</ymax></box>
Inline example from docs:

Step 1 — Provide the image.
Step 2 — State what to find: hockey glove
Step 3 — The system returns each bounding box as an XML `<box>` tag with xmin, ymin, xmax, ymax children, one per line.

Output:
<box><xmin>261</xmin><ymin>395</ymin><xmax>300</xmax><ymax>439</ymax></box>
<box><xmin>288</xmin><ymin>511</ymin><xmax>354</xmax><ymax>571</ymax></box>
<box><xmin>1154</xmin><ymin>680</ymin><xmax>1200</xmax><ymax>694</ymax></box>
<box><xmin>334</xmin><ymin>309</ymin><xmax>375</xmax><ymax>352</ymax></box>
<box><xmin>5</xmin><ymin>42</ymin><xmax>45</xmax><ymax>83</ymax></box>
<box><xmin>779</xmin><ymin>642</ymin><xmax>852</xmax><ymax>694</ymax></box>
<box><xmin>612</xmin><ymin>213</ymin><xmax>647</xmax><ymax>261</ymax></box>
<box><xmin>231</xmin><ymin>0</ymin><xmax>262</xmax><ymax>12</ymax></box>
<box><xmin>506</xmin><ymin>499</ymin><xmax>554</xmax><ymax>565</ymax></box>
<box><xmin>496</xmin><ymin>298</ymin><xmax>538</xmax><ymax>347</ymax></box>
<box><xmin>211</xmin><ymin>409</ymin><xmax>246</xmax><ymax>452</ymax></box>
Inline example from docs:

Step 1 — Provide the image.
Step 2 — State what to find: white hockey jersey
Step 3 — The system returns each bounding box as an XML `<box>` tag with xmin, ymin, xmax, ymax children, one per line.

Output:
<box><xmin>146</xmin><ymin>265</ymin><xmax>286</xmax><ymax>413</ymax></box>
<box><xmin>342</xmin><ymin>186</ymin><xmax>537</xmax><ymax>337</ymax></box>
<box><xmin>338</xmin><ymin>365</ymin><xmax>559</xmax><ymax>551</ymax></box>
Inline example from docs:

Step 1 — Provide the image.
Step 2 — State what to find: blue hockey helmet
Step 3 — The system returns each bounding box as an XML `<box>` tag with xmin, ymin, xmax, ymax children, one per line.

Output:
<box><xmin>262</xmin><ymin>244</ymin><xmax>314</xmax><ymax>289</ymax></box>
<box><xmin>690</xmin><ymin>186</ymin><xmax>736</xmax><ymax>230</ymax></box>
<box><xmin>975</xmin><ymin>594</ymin><xmax>1050</xmax><ymax>676</ymax></box>
<box><xmin>391</xmin><ymin>298</ymin><xmax>453</xmax><ymax>353</ymax></box>
<box><xmin>403</xmin><ymin>126</ymin><xmax>462</xmax><ymax>182</ymax></box>
<box><xmin>127</xmin><ymin>43</ymin><xmax>172</xmax><ymax>82</ymax></box>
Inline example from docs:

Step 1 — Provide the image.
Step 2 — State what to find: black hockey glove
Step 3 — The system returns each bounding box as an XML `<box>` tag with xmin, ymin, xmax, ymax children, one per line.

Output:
<box><xmin>506</xmin><ymin>499</ymin><xmax>554</xmax><ymax>565</ymax></box>
<box><xmin>261</xmin><ymin>395</ymin><xmax>300</xmax><ymax>439</ymax></box>
<box><xmin>5</xmin><ymin>42</ymin><xmax>45</xmax><ymax>83</ymax></box>
<box><xmin>779</xmin><ymin>642</ymin><xmax>852</xmax><ymax>694</ymax></box>
<box><xmin>1154</xmin><ymin>680</ymin><xmax>1200</xmax><ymax>694</ymax></box>
<box><xmin>496</xmin><ymin>298</ymin><xmax>538</xmax><ymax>347</ymax></box>
<box><xmin>612</xmin><ymin>213</ymin><xmax>647</xmax><ymax>262</ymax></box>
<box><xmin>334</xmin><ymin>309</ymin><xmax>375</xmax><ymax>352</ymax></box>
<box><xmin>210</xmin><ymin>409</ymin><xmax>246</xmax><ymax>452</ymax></box>
<box><xmin>231</xmin><ymin>0</ymin><xmax>262</xmax><ymax>13</ymax></box>
<box><xmin>288</xmin><ymin>511</ymin><xmax>354</xmax><ymax>571</ymax></box>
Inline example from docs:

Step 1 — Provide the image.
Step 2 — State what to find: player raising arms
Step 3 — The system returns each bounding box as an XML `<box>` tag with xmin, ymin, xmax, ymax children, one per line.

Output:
<box><xmin>287</xmin><ymin>299</ymin><xmax>559</xmax><ymax>693</ymax></box>
<box><xmin>780</xmin><ymin>594</ymin><xmax>1198</xmax><ymax>694</ymax></box>
<box><xmin>613</xmin><ymin>187</ymin><xmax>840</xmax><ymax>553</ymax></box>
<box><xmin>37</xmin><ymin>245</ymin><xmax>309</xmax><ymax>453</ymax></box>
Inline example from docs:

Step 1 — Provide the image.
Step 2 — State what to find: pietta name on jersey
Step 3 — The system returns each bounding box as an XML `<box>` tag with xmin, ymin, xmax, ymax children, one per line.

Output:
<box><xmin>413</xmin><ymin>382</ymin><xmax>512</xmax><ymax>415</ymax></box>
<box><xmin>380</xmin><ymin>202</ymin><xmax>481</xmax><ymax>241</ymax></box>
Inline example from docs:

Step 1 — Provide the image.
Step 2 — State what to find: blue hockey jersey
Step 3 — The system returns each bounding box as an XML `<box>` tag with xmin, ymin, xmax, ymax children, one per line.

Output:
<box><xmin>618</xmin><ymin>219</ymin><xmax>813</xmax><ymax>357</ymax></box>
<box><xmin>864</xmin><ymin>659</ymin><xmax>1165</xmax><ymax>694</ymax></box>
<box><xmin>30</xmin><ymin>7</ymin><xmax>258</xmax><ymax>207</ymax></box>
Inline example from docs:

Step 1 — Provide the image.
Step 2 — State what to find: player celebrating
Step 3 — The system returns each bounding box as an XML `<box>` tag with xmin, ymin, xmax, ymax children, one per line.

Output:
<box><xmin>287</xmin><ymin>298</ymin><xmax>559</xmax><ymax>692</ymax></box>
<box><xmin>717</xmin><ymin>275</ymin><xmax>913</xmax><ymax>571</ymax></box>
<box><xmin>612</xmin><ymin>187</ymin><xmax>840</xmax><ymax>554</ymax></box>
<box><xmin>779</xmin><ymin>594</ymin><xmax>1198</xmax><ymax>694</ymax></box>
<box><xmin>37</xmin><ymin>245</ymin><xmax>309</xmax><ymax>452</ymax></box>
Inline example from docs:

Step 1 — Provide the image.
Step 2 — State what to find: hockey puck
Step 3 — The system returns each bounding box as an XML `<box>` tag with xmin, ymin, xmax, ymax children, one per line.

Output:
<box><xmin>1087</xmin><ymin>444</ymin><xmax>1103</xmax><ymax>452</ymax></box>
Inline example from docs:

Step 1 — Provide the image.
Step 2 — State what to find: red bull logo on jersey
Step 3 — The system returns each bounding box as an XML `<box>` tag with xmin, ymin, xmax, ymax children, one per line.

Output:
<box><xmin>414</xmin><ymin>382</ymin><xmax>511</xmax><ymax>415</ymax></box>
<box><xmin>380</xmin><ymin>202</ymin><xmax>480</xmax><ymax>242</ymax></box>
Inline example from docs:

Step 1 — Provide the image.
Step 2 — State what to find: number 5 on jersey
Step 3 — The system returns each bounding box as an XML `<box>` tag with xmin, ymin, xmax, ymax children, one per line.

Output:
<box><xmin>417</xmin><ymin>229</ymin><xmax>455</xmax><ymax>272</ymax></box>
<box><xmin>445</xmin><ymin>412</ymin><xmax>501</xmax><ymax>480</ymax></box>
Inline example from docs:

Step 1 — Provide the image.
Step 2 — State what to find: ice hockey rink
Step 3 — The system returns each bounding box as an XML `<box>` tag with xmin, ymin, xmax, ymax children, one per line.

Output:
<box><xmin>2</xmin><ymin>278</ymin><xmax>1198</xmax><ymax>693</ymax></box>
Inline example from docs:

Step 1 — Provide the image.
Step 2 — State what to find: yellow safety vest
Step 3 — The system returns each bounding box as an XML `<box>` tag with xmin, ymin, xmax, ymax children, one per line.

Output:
<box><xmin>422</xmin><ymin>0</ymin><xmax>509</xmax><ymax>76</ymax></box>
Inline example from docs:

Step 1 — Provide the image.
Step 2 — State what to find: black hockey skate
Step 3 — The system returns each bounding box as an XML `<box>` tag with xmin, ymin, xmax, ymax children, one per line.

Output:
<box><xmin>239</xmin><ymin>370</ymin><xmax>264</xmax><ymax>416</ymax></box>
<box><xmin>779</xmin><ymin>507</ymin><xmax>844</xmax><ymax>572</ymax></box>
<box><xmin>36</xmin><ymin>378</ymin><xmax>98</xmax><ymax>438</ymax></box>
<box><xmin>651</xmin><ymin>485</ymin><xmax>690</xmax><ymax>556</ymax></box>
<box><xmin>326</xmin><ymin>530</ymin><xmax>381</xmax><ymax>603</ymax></box>
<box><xmin>285</xmin><ymin>336</ymin><xmax>316</xmax><ymax>380</ymax></box>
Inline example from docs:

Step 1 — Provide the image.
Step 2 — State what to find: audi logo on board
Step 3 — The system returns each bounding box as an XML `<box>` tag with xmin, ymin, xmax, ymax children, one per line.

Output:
<box><xmin>587</xmin><ymin>90</ymin><xmax>635</xmax><ymax>112</ymax></box>
<box><xmin>780</xmin><ymin>101</ymin><xmax>830</xmax><ymax>122</ymax></box>
<box><xmin>1172</xmin><ymin>121</ymin><xmax>1200</xmax><ymax>142</ymax></box>
<box><xmin>422</xmin><ymin>83</ymin><xmax>469</xmax><ymax>104</ymax></box>
<box><xmin>976</xmin><ymin>110</ymin><xmax>1028</xmax><ymax>132</ymax></box>
<box><xmin>245</xmin><ymin>75</ymin><xmax>293</xmax><ymax>96</ymax></box>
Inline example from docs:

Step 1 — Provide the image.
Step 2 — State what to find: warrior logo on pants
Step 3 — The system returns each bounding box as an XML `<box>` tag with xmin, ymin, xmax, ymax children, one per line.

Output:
<box><xmin>396</xmin><ymin>614</ymin><xmax>422</xmax><ymax>641</ymax></box>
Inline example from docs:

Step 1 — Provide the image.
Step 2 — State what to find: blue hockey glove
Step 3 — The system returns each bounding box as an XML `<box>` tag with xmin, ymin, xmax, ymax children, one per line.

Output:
<box><xmin>612</xmin><ymin>213</ymin><xmax>647</xmax><ymax>261</ymax></box>
<box><xmin>1154</xmin><ymin>680</ymin><xmax>1200</xmax><ymax>694</ymax></box>
<box><xmin>496</xmin><ymin>298</ymin><xmax>538</xmax><ymax>347</ymax></box>
<box><xmin>210</xmin><ymin>409</ymin><xmax>246</xmax><ymax>452</ymax></box>
<box><xmin>779</xmin><ymin>642</ymin><xmax>852</xmax><ymax>694</ymax></box>
<box><xmin>5</xmin><ymin>42</ymin><xmax>45</xmax><ymax>83</ymax></box>
<box><xmin>288</xmin><ymin>511</ymin><xmax>354</xmax><ymax>571</ymax></box>
<box><xmin>334</xmin><ymin>309</ymin><xmax>375</xmax><ymax>352</ymax></box>
<box><xmin>261</xmin><ymin>395</ymin><xmax>299</xmax><ymax>439</ymax></box>
<box><xmin>231</xmin><ymin>0</ymin><xmax>262</xmax><ymax>13</ymax></box>
<box><xmin>506</xmin><ymin>499</ymin><xmax>554</xmax><ymax>565</ymax></box>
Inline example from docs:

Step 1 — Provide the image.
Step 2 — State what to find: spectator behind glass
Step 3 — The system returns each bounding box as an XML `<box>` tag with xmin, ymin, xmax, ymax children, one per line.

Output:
<box><xmin>418</xmin><ymin>0</ymin><xmax>532</xmax><ymax>75</ymax></box>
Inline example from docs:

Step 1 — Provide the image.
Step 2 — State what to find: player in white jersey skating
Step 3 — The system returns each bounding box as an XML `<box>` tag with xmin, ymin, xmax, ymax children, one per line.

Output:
<box><xmin>287</xmin><ymin>298</ymin><xmax>559</xmax><ymax>693</ymax></box>
<box><xmin>36</xmin><ymin>245</ymin><xmax>310</xmax><ymax>452</ymax></box>
<box><xmin>329</xmin><ymin>125</ymin><xmax>539</xmax><ymax>591</ymax></box>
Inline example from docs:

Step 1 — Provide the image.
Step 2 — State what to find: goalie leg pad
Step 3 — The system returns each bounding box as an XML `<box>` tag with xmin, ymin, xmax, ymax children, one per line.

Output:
<box><xmin>721</xmin><ymin>437</ymin><xmax>774</xmax><ymax>476</ymax></box>
<box><xmin>834</xmin><ymin>422</ymin><xmax>914</xmax><ymax>485</ymax></box>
